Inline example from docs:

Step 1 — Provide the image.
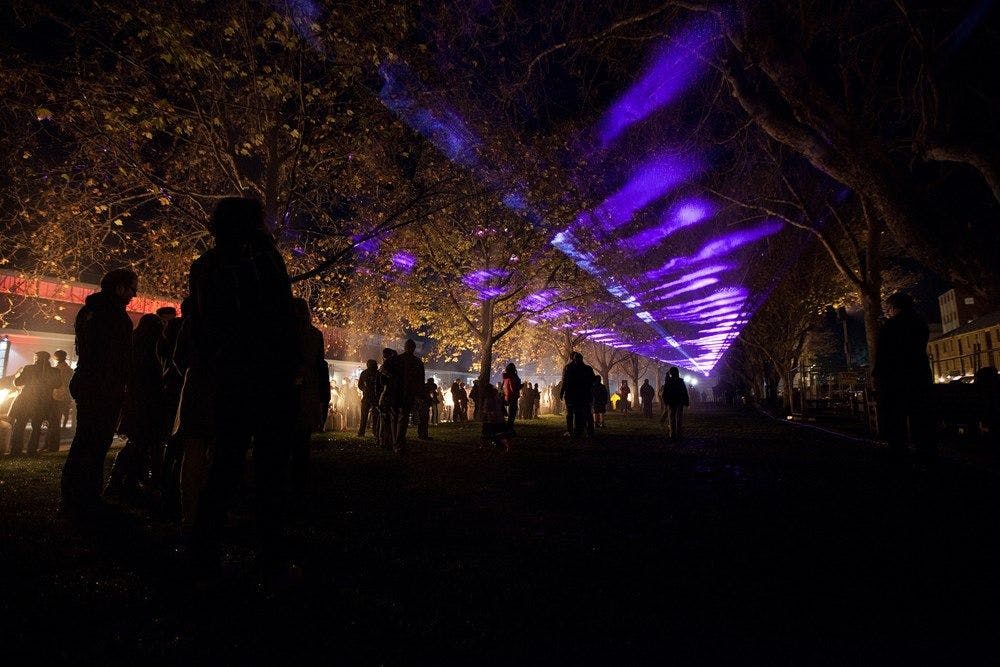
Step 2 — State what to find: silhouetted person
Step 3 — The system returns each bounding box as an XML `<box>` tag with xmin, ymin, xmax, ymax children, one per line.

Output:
<box><xmin>433</xmin><ymin>385</ymin><xmax>444</xmax><ymax>424</ymax></box>
<box><xmin>357</xmin><ymin>359</ymin><xmax>379</xmax><ymax>437</ymax></box>
<box><xmin>291</xmin><ymin>298</ymin><xmax>331</xmax><ymax>483</ymax></box>
<box><xmin>156</xmin><ymin>306</ymin><xmax>177</xmax><ymax>324</ymax></box>
<box><xmin>532</xmin><ymin>383</ymin><xmax>541</xmax><ymax>418</ymax></box>
<box><xmin>560</xmin><ymin>353</ymin><xmax>595</xmax><ymax>438</ymax></box>
<box><xmin>158</xmin><ymin>306</ymin><xmax>186</xmax><ymax>516</ymax></box>
<box><xmin>660</xmin><ymin>367</ymin><xmax>689</xmax><ymax>441</ymax></box>
<box><xmin>479</xmin><ymin>381</ymin><xmax>511</xmax><ymax>452</ymax></box>
<box><xmin>418</xmin><ymin>378</ymin><xmax>436</xmax><ymax>439</ymax></box>
<box><xmin>8</xmin><ymin>351</ymin><xmax>59</xmax><ymax>456</ymax></box>
<box><xmin>501</xmin><ymin>364</ymin><xmax>523</xmax><ymax>431</ymax></box>
<box><xmin>872</xmin><ymin>292</ymin><xmax>935</xmax><ymax>459</ymax></box>
<box><xmin>108</xmin><ymin>314</ymin><xmax>165</xmax><ymax>502</ymax></box>
<box><xmin>382</xmin><ymin>339</ymin><xmax>424</xmax><ymax>453</ymax></box>
<box><xmin>640</xmin><ymin>379</ymin><xmax>655</xmax><ymax>417</ymax></box>
<box><xmin>187</xmin><ymin>197</ymin><xmax>299</xmax><ymax>577</ymax></box>
<box><xmin>592</xmin><ymin>376</ymin><xmax>610</xmax><ymax>428</ymax></box>
<box><xmin>619</xmin><ymin>380</ymin><xmax>631</xmax><ymax>414</ymax></box>
<box><xmin>469</xmin><ymin>379</ymin><xmax>483</xmax><ymax>420</ymax></box>
<box><xmin>61</xmin><ymin>270</ymin><xmax>137</xmax><ymax>511</ymax></box>
<box><xmin>375</xmin><ymin>349</ymin><xmax>397</xmax><ymax>448</ymax></box>
<box><xmin>450</xmin><ymin>380</ymin><xmax>465</xmax><ymax>422</ymax></box>
<box><xmin>518</xmin><ymin>382</ymin><xmax>533</xmax><ymax>420</ymax></box>
<box><xmin>45</xmin><ymin>350</ymin><xmax>73</xmax><ymax>451</ymax></box>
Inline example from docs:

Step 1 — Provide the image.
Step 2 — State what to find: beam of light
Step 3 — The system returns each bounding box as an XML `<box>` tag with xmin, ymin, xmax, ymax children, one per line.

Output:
<box><xmin>598</xmin><ymin>16</ymin><xmax>719</xmax><ymax>146</ymax></box>
<box><xmin>575</xmin><ymin>153</ymin><xmax>700</xmax><ymax>234</ymax></box>
<box><xmin>391</xmin><ymin>251</ymin><xmax>417</xmax><ymax>273</ymax></box>
<box><xmin>646</xmin><ymin>221</ymin><xmax>783</xmax><ymax>280</ymax></box>
<box><xmin>643</xmin><ymin>264</ymin><xmax>731</xmax><ymax>295</ymax></box>
<box><xmin>624</xmin><ymin>197</ymin><xmax>717</xmax><ymax>250</ymax></box>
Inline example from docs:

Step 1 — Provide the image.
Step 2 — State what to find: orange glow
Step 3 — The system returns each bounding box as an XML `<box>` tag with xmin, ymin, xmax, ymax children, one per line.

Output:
<box><xmin>0</xmin><ymin>272</ymin><xmax>179</xmax><ymax>316</ymax></box>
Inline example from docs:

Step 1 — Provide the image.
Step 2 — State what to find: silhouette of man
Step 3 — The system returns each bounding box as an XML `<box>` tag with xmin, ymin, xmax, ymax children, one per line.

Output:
<box><xmin>560</xmin><ymin>352</ymin><xmax>595</xmax><ymax>438</ymax></box>
<box><xmin>640</xmin><ymin>379</ymin><xmax>656</xmax><ymax>417</ymax></box>
<box><xmin>156</xmin><ymin>306</ymin><xmax>177</xmax><ymax>324</ymax></box>
<box><xmin>592</xmin><ymin>376</ymin><xmax>610</xmax><ymax>428</ymax></box>
<box><xmin>60</xmin><ymin>269</ymin><xmax>137</xmax><ymax>511</ymax></box>
<box><xmin>872</xmin><ymin>292</ymin><xmax>935</xmax><ymax>459</ymax></box>
<box><xmin>382</xmin><ymin>339</ymin><xmax>425</xmax><ymax>453</ymax></box>
<box><xmin>375</xmin><ymin>349</ymin><xmax>397</xmax><ymax>448</ymax></box>
<box><xmin>44</xmin><ymin>349</ymin><xmax>74</xmax><ymax>451</ymax></box>
<box><xmin>290</xmin><ymin>298</ymin><xmax>330</xmax><ymax>483</ymax></box>
<box><xmin>418</xmin><ymin>378</ymin><xmax>436</xmax><ymax>440</ymax></box>
<box><xmin>469</xmin><ymin>379</ymin><xmax>483</xmax><ymax>420</ymax></box>
<box><xmin>659</xmin><ymin>367</ymin><xmax>690</xmax><ymax>441</ymax></box>
<box><xmin>357</xmin><ymin>359</ymin><xmax>379</xmax><ymax>437</ymax></box>
<box><xmin>186</xmin><ymin>197</ymin><xmax>298</xmax><ymax>575</ymax></box>
<box><xmin>8</xmin><ymin>351</ymin><xmax>59</xmax><ymax>456</ymax></box>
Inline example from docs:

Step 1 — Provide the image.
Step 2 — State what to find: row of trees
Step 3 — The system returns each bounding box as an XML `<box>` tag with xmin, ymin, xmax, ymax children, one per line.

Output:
<box><xmin>2</xmin><ymin>1</ymin><xmax>996</xmax><ymax>393</ymax></box>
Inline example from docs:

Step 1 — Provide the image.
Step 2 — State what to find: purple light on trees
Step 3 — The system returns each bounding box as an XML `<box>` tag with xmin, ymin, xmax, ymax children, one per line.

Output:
<box><xmin>598</xmin><ymin>16</ymin><xmax>719</xmax><ymax>146</ymax></box>
<box><xmin>575</xmin><ymin>153</ymin><xmax>700</xmax><ymax>234</ymax></box>
<box><xmin>391</xmin><ymin>251</ymin><xmax>417</xmax><ymax>273</ymax></box>
<box><xmin>646</xmin><ymin>221</ymin><xmax>783</xmax><ymax>280</ymax></box>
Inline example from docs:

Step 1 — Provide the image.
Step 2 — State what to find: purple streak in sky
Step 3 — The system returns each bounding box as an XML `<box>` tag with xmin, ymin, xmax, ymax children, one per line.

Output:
<box><xmin>646</xmin><ymin>221</ymin><xmax>783</xmax><ymax>280</ymax></box>
<box><xmin>391</xmin><ymin>251</ymin><xmax>417</xmax><ymax>273</ymax></box>
<box><xmin>598</xmin><ymin>16</ymin><xmax>719</xmax><ymax>146</ymax></box>
<box><xmin>625</xmin><ymin>197</ymin><xmax>717</xmax><ymax>250</ymax></box>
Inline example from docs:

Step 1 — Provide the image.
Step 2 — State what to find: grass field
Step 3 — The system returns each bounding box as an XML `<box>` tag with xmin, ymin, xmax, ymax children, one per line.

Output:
<box><xmin>2</xmin><ymin>406</ymin><xmax>1000</xmax><ymax>662</ymax></box>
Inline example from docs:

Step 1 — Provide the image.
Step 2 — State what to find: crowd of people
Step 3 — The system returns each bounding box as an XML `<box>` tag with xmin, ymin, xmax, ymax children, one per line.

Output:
<box><xmin>0</xmin><ymin>196</ymin><xmax>701</xmax><ymax>583</ymax></box>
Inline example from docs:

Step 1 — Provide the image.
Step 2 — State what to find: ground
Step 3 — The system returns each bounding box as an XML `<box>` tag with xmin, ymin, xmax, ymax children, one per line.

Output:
<box><xmin>2</xmin><ymin>406</ymin><xmax>1000</xmax><ymax>663</ymax></box>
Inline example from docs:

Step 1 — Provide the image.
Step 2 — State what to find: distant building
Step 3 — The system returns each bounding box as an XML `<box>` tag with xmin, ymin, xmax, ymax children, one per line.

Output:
<box><xmin>939</xmin><ymin>288</ymin><xmax>989</xmax><ymax>334</ymax></box>
<box><xmin>928</xmin><ymin>310</ymin><xmax>1000</xmax><ymax>382</ymax></box>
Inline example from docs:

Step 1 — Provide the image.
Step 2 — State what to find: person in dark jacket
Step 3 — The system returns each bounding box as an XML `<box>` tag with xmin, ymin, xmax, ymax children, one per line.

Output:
<box><xmin>44</xmin><ymin>349</ymin><xmax>74</xmax><ymax>451</ymax></box>
<box><xmin>872</xmin><ymin>292</ymin><xmax>935</xmax><ymax>459</ymax></box>
<box><xmin>356</xmin><ymin>359</ymin><xmax>379</xmax><ymax>437</ymax></box>
<box><xmin>618</xmin><ymin>380</ymin><xmax>631</xmax><ymax>414</ymax></box>
<box><xmin>374</xmin><ymin>349</ymin><xmax>397</xmax><ymax>448</ymax></box>
<box><xmin>639</xmin><ymin>379</ymin><xmax>656</xmax><ymax>418</ymax></box>
<box><xmin>290</xmin><ymin>298</ymin><xmax>331</xmax><ymax>483</ymax></box>
<box><xmin>61</xmin><ymin>269</ymin><xmax>137</xmax><ymax>511</ymax></box>
<box><xmin>592</xmin><ymin>375</ymin><xmax>610</xmax><ymax>428</ymax></box>
<box><xmin>469</xmin><ymin>379</ymin><xmax>483</xmax><ymax>420</ymax></box>
<box><xmin>417</xmin><ymin>378</ymin><xmax>436</xmax><ymax>440</ymax></box>
<box><xmin>502</xmin><ymin>364</ymin><xmax>523</xmax><ymax>431</ymax></box>
<box><xmin>157</xmin><ymin>306</ymin><xmax>186</xmax><ymax>516</ymax></box>
<box><xmin>382</xmin><ymin>339</ymin><xmax>425</xmax><ymax>453</ymax></box>
<box><xmin>560</xmin><ymin>353</ymin><xmax>595</xmax><ymax>438</ymax></box>
<box><xmin>187</xmin><ymin>197</ymin><xmax>299</xmax><ymax>576</ymax></box>
<box><xmin>107</xmin><ymin>314</ymin><xmax>165</xmax><ymax>501</ymax></box>
<box><xmin>659</xmin><ymin>367</ymin><xmax>690</xmax><ymax>441</ymax></box>
<box><xmin>8</xmin><ymin>351</ymin><xmax>59</xmax><ymax>456</ymax></box>
<box><xmin>450</xmin><ymin>380</ymin><xmax>464</xmax><ymax>422</ymax></box>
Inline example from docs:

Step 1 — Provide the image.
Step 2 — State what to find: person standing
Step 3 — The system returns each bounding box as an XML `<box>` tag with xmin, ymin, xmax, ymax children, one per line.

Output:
<box><xmin>8</xmin><ymin>351</ymin><xmax>59</xmax><ymax>456</ymax></box>
<box><xmin>469</xmin><ymin>379</ymin><xmax>483</xmax><ymax>421</ymax></box>
<box><xmin>502</xmin><ymin>363</ymin><xmax>523</xmax><ymax>431</ymax></box>
<box><xmin>375</xmin><ymin>349</ymin><xmax>397</xmax><ymax>448</ymax></box>
<box><xmin>44</xmin><ymin>350</ymin><xmax>74</xmax><ymax>451</ymax></box>
<box><xmin>450</xmin><ymin>380</ymin><xmax>464</xmax><ymax>423</ymax></box>
<box><xmin>290</xmin><ymin>298</ymin><xmax>331</xmax><ymax>484</ymax></box>
<box><xmin>639</xmin><ymin>379</ymin><xmax>656</xmax><ymax>418</ymax></box>
<box><xmin>382</xmin><ymin>339</ymin><xmax>424</xmax><ymax>453</ymax></box>
<box><xmin>61</xmin><ymin>269</ymin><xmax>137</xmax><ymax>511</ymax></box>
<box><xmin>659</xmin><ymin>367</ymin><xmax>689</xmax><ymax>441</ymax></box>
<box><xmin>356</xmin><ymin>359</ymin><xmax>379</xmax><ymax>437</ymax></box>
<box><xmin>592</xmin><ymin>375</ymin><xmax>610</xmax><ymax>428</ymax></box>
<box><xmin>560</xmin><ymin>353</ymin><xmax>595</xmax><ymax>438</ymax></box>
<box><xmin>418</xmin><ymin>378</ymin><xmax>436</xmax><ymax>440</ymax></box>
<box><xmin>187</xmin><ymin>197</ymin><xmax>299</xmax><ymax>576</ymax></box>
<box><xmin>618</xmin><ymin>380</ymin><xmax>631</xmax><ymax>414</ymax></box>
<box><xmin>107</xmin><ymin>314</ymin><xmax>165</xmax><ymax>502</ymax></box>
<box><xmin>456</xmin><ymin>381</ymin><xmax>469</xmax><ymax>422</ymax></box>
<box><xmin>872</xmin><ymin>292</ymin><xmax>935</xmax><ymax>460</ymax></box>
<box><xmin>532</xmin><ymin>383</ymin><xmax>541</xmax><ymax>418</ymax></box>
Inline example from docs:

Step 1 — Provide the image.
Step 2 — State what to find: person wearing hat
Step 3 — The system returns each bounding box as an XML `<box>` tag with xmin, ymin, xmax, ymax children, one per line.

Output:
<box><xmin>8</xmin><ymin>351</ymin><xmax>60</xmax><ymax>456</ymax></box>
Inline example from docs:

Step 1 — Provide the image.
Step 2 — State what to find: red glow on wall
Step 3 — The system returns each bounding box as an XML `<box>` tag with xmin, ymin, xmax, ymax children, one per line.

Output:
<box><xmin>0</xmin><ymin>272</ymin><xmax>179</xmax><ymax>316</ymax></box>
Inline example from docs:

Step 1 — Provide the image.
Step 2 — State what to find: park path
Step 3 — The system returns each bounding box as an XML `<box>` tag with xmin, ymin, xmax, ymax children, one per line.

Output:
<box><xmin>3</xmin><ymin>405</ymin><xmax>1000</xmax><ymax>662</ymax></box>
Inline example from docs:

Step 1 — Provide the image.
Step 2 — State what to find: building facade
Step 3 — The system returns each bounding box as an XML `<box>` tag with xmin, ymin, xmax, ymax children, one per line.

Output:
<box><xmin>928</xmin><ymin>311</ymin><xmax>1000</xmax><ymax>382</ymax></box>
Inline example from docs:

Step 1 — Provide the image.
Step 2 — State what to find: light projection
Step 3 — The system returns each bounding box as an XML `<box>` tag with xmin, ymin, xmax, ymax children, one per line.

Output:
<box><xmin>295</xmin><ymin>12</ymin><xmax>791</xmax><ymax>375</ymax></box>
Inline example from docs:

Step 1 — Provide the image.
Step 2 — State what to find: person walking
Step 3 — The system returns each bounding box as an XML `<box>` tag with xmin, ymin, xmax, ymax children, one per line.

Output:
<box><xmin>60</xmin><ymin>269</ymin><xmax>137</xmax><ymax>512</ymax></box>
<box><xmin>502</xmin><ymin>363</ymin><xmax>523</xmax><ymax>432</ymax></box>
<box><xmin>44</xmin><ymin>350</ymin><xmax>74</xmax><ymax>451</ymax></box>
<box><xmin>659</xmin><ymin>367</ymin><xmax>690</xmax><ymax>441</ymax></box>
<box><xmin>8</xmin><ymin>351</ymin><xmax>59</xmax><ymax>457</ymax></box>
<box><xmin>592</xmin><ymin>376</ymin><xmax>610</xmax><ymax>428</ymax></box>
<box><xmin>872</xmin><ymin>292</ymin><xmax>935</xmax><ymax>460</ymax></box>
<box><xmin>639</xmin><ymin>379</ymin><xmax>656</xmax><ymax>418</ymax></box>
<box><xmin>356</xmin><ymin>359</ymin><xmax>379</xmax><ymax>437</ymax></box>
<box><xmin>186</xmin><ymin>197</ymin><xmax>299</xmax><ymax>578</ymax></box>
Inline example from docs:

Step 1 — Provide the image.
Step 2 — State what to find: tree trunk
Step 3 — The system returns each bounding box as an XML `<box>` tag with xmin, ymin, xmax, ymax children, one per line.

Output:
<box><xmin>478</xmin><ymin>300</ymin><xmax>495</xmax><ymax>386</ymax></box>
